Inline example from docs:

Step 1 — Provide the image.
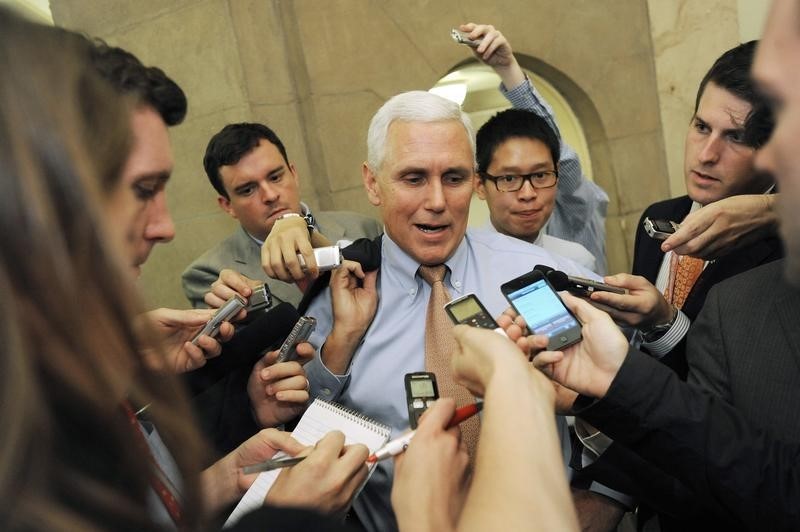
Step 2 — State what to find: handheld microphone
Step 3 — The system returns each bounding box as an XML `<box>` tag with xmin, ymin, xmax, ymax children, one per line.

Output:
<box><xmin>185</xmin><ymin>302</ymin><xmax>301</xmax><ymax>394</ymax></box>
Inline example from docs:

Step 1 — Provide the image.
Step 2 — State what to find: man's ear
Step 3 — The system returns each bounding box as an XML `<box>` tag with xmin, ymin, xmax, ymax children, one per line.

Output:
<box><xmin>288</xmin><ymin>162</ymin><xmax>299</xmax><ymax>185</ymax></box>
<box><xmin>363</xmin><ymin>162</ymin><xmax>382</xmax><ymax>207</ymax></box>
<box><xmin>474</xmin><ymin>174</ymin><xmax>488</xmax><ymax>200</ymax></box>
<box><xmin>217</xmin><ymin>195</ymin><xmax>238</xmax><ymax>219</ymax></box>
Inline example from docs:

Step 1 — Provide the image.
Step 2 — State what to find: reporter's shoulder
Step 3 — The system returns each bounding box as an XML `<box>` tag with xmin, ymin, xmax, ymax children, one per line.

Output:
<box><xmin>539</xmin><ymin>234</ymin><xmax>597</xmax><ymax>273</ymax></box>
<box><xmin>317</xmin><ymin>210</ymin><xmax>382</xmax><ymax>237</ymax></box>
<box><xmin>641</xmin><ymin>195</ymin><xmax>691</xmax><ymax>220</ymax></box>
<box><xmin>182</xmin><ymin>229</ymin><xmax>243</xmax><ymax>276</ymax></box>
<box><xmin>710</xmin><ymin>258</ymin><xmax>787</xmax><ymax>303</ymax></box>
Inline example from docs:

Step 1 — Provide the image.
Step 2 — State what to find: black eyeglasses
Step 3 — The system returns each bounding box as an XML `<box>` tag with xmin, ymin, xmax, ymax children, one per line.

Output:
<box><xmin>480</xmin><ymin>170</ymin><xmax>559</xmax><ymax>192</ymax></box>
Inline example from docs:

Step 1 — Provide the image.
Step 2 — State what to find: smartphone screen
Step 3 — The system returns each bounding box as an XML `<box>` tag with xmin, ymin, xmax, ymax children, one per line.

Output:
<box><xmin>502</xmin><ymin>272</ymin><xmax>582</xmax><ymax>350</ymax></box>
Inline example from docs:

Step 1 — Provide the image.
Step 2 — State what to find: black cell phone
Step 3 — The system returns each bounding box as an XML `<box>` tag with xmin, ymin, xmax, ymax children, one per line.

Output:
<box><xmin>275</xmin><ymin>316</ymin><xmax>316</xmax><ymax>363</ymax></box>
<box><xmin>405</xmin><ymin>372</ymin><xmax>439</xmax><ymax>429</ymax></box>
<box><xmin>643</xmin><ymin>217</ymin><xmax>679</xmax><ymax>240</ymax></box>
<box><xmin>444</xmin><ymin>293</ymin><xmax>500</xmax><ymax>329</ymax></box>
<box><xmin>501</xmin><ymin>270</ymin><xmax>582</xmax><ymax>350</ymax></box>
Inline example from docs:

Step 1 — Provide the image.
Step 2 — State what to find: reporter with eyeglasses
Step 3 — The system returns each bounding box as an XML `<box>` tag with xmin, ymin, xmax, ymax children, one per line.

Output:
<box><xmin>464</xmin><ymin>22</ymin><xmax>609</xmax><ymax>274</ymax></box>
<box><xmin>474</xmin><ymin>108</ymin><xmax>599</xmax><ymax>273</ymax></box>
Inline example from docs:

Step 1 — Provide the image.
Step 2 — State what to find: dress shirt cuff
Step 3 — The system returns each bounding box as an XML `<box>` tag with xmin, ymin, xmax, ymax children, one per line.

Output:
<box><xmin>640</xmin><ymin>310</ymin><xmax>690</xmax><ymax>358</ymax></box>
<box><xmin>574</xmin><ymin>417</ymin><xmax>614</xmax><ymax>461</ymax></box>
<box><xmin>587</xmin><ymin>481</ymin><xmax>636</xmax><ymax>510</ymax></box>
<box><xmin>305</xmin><ymin>346</ymin><xmax>350</xmax><ymax>402</ymax></box>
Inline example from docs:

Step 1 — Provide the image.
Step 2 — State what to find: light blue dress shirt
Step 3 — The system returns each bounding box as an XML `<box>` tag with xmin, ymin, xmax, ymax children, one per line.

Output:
<box><xmin>502</xmin><ymin>78</ymin><xmax>610</xmax><ymax>275</ymax></box>
<box><xmin>304</xmin><ymin>228</ymin><xmax>598</xmax><ymax>532</ymax></box>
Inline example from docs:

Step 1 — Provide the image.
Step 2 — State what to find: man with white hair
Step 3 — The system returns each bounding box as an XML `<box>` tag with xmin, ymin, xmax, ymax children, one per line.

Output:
<box><xmin>302</xmin><ymin>90</ymin><xmax>624</xmax><ymax>531</ymax></box>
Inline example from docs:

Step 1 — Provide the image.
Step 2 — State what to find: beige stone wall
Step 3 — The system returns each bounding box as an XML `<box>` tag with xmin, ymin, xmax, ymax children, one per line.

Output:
<box><xmin>647</xmin><ymin>0</ymin><xmax>740</xmax><ymax>198</ymax></box>
<box><xmin>50</xmin><ymin>0</ymin><xmax>739</xmax><ymax>309</ymax></box>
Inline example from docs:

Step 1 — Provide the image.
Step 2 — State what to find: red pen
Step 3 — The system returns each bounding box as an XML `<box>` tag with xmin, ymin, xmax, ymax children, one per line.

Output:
<box><xmin>367</xmin><ymin>402</ymin><xmax>483</xmax><ymax>463</ymax></box>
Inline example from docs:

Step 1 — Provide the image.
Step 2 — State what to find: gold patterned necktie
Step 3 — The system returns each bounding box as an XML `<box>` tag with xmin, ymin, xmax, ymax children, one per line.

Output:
<box><xmin>664</xmin><ymin>253</ymin><xmax>704</xmax><ymax>309</ymax></box>
<box><xmin>418</xmin><ymin>264</ymin><xmax>480</xmax><ymax>459</ymax></box>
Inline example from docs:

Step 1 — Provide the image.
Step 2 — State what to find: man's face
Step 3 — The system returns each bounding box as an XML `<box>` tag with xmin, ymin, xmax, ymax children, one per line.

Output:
<box><xmin>217</xmin><ymin>139</ymin><xmax>301</xmax><ymax>241</ymax></box>
<box><xmin>683</xmin><ymin>81</ymin><xmax>771</xmax><ymax>205</ymax></box>
<box><xmin>475</xmin><ymin>137</ymin><xmax>557</xmax><ymax>243</ymax></box>
<box><xmin>753</xmin><ymin>0</ymin><xmax>800</xmax><ymax>285</ymax></box>
<box><xmin>363</xmin><ymin>120</ymin><xmax>474</xmax><ymax>265</ymax></box>
<box><xmin>106</xmin><ymin>106</ymin><xmax>175</xmax><ymax>276</ymax></box>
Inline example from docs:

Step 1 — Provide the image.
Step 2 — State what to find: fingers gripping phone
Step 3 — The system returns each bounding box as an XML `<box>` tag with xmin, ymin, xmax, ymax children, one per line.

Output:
<box><xmin>275</xmin><ymin>316</ymin><xmax>316</xmax><ymax>364</ymax></box>
<box><xmin>501</xmin><ymin>270</ymin><xmax>582</xmax><ymax>350</ymax></box>
<box><xmin>191</xmin><ymin>294</ymin><xmax>246</xmax><ymax>346</ymax></box>
<box><xmin>405</xmin><ymin>372</ymin><xmax>439</xmax><ymax>429</ymax></box>
<box><xmin>643</xmin><ymin>217</ymin><xmax>680</xmax><ymax>240</ymax></box>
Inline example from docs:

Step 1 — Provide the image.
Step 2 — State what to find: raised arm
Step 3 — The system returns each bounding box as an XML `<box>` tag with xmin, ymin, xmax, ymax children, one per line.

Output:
<box><xmin>459</xmin><ymin>22</ymin><xmax>609</xmax><ymax>272</ymax></box>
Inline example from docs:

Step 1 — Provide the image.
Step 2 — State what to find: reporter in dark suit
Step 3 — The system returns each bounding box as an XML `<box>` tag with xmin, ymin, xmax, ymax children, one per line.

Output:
<box><xmin>527</xmin><ymin>3</ymin><xmax>800</xmax><ymax>527</ymax></box>
<box><xmin>591</xmin><ymin>41</ymin><xmax>782</xmax><ymax>379</ymax></box>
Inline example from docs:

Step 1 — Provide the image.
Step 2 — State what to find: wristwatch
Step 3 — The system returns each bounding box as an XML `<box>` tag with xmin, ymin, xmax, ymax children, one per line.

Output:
<box><xmin>641</xmin><ymin>306</ymin><xmax>678</xmax><ymax>343</ymax></box>
<box><xmin>277</xmin><ymin>212</ymin><xmax>315</xmax><ymax>236</ymax></box>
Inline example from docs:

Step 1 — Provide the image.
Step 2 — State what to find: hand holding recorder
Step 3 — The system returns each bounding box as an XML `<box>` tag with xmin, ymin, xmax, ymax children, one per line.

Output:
<box><xmin>137</xmin><ymin>307</ymin><xmax>235</xmax><ymax>373</ymax></box>
<box><xmin>205</xmin><ymin>268</ymin><xmax>270</xmax><ymax>319</ymax></box>
<box><xmin>457</xmin><ymin>22</ymin><xmax>526</xmax><ymax>93</ymax></box>
<box><xmin>245</xmin><ymin>315</ymin><xmax>317</xmax><ymax>428</ymax></box>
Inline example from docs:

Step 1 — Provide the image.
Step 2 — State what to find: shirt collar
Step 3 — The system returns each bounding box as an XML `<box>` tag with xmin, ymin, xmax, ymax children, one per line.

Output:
<box><xmin>382</xmin><ymin>232</ymin><xmax>469</xmax><ymax>295</ymax></box>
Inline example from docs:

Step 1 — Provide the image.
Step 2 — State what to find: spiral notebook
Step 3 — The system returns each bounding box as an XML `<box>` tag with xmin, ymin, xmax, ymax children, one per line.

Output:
<box><xmin>224</xmin><ymin>398</ymin><xmax>391</xmax><ymax>527</ymax></box>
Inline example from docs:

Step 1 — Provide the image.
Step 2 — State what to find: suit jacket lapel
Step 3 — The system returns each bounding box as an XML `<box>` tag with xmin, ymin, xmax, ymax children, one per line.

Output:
<box><xmin>231</xmin><ymin>226</ymin><xmax>255</xmax><ymax>267</ymax></box>
<box><xmin>316</xmin><ymin>214</ymin><xmax>347</xmax><ymax>243</ymax></box>
<box><xmin>635</xmin><ymin>197</ymin><xmax>693</xmax><ymax>283</ymax></box>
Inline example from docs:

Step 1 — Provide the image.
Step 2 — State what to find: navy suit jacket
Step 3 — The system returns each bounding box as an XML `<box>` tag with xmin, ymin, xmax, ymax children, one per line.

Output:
<box><xmin>632</xmin><ymin>195</ymin><xmax>783</xmax><ymax>377</ymax></box>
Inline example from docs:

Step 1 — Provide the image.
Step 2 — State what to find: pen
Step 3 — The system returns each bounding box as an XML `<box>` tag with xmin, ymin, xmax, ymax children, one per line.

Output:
<box><xmin>367</xmin><ymin>402</ymin><xmax>483</xmax><ymax>463</ymax></box>
<box><xmin>242</xmin><ymin>456</ymin><xmax>306</xmax><ymax>474</ymax></box>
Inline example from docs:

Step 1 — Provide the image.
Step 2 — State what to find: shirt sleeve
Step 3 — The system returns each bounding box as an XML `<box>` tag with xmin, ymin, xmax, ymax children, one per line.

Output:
<box><xmin>640</xmin><ymin>310</ymin><xmax>691</xmax><ymax>358</ymax></box>
<box><xmin>303</xmin><ymin>289</ymin><xmax>351</xmax><ymax>401</ymax></box>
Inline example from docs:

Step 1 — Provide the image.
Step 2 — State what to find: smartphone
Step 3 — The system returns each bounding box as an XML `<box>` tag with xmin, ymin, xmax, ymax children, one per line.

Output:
<box><xmin>501</xmin><ymin>270</ymin><xmax>582</xmax><ymax>350</ymax></box>
<box><xmin>191</xmin><ymin>294</ymin><xmax>246</xmax><ymax>345</ymax></box>
<box><xmin>450</xmin><ymin>28</ymin><xmax>480</xmax><ymax>47</ymax></box>
<box><xmin>275</xmin><ymin>316</ymin><xmax>317</xmax><ymax>363</ymax></box>
<box><xmin>444</xmin><ymin>293</ymin><xmax>500</xmax><ymax>329</ymax></box>
<box><xmin>296</xmin><ymin>246</ymin><xmax>342</xmax><ymax>272</ymax></box>
<box><xmin>643</xmin><ymin>217</ymin><xmax>679</xmax><ymax>240</ymax></box>
<box><xmin>245</xmin><ymin>284</ymin><xmax>272</xmax><ymax>313</ymax></box>
<box><xmin>405</xmin><ymin>372</ymin><xmax>439</xmax><ymax>429</ymax></box>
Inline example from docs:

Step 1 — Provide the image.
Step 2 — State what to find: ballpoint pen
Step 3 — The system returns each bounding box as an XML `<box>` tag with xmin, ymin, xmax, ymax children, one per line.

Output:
<box><xmin>367</xmin><ymin>401</ymin><xmax>483</xmax><ymax>463</ymax></box>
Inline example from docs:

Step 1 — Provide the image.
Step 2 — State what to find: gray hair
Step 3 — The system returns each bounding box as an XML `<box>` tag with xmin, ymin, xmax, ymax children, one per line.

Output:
<box><xmin>366</xmin><ymin>90</ymin><xmax>476</xmax><ymax>172</ymax></box>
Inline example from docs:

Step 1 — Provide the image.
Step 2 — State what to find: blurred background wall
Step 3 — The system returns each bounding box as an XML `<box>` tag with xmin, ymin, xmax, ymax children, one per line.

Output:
<box><xmin>2</xmin><ymin>0</ymin><xmax>770</xmax><ymax>309</ymax></box>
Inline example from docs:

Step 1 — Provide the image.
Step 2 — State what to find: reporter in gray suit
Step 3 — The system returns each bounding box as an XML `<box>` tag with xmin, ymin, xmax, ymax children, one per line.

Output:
<box><xmin>182</xmin><ymin>123</ymin><xmax>382</xmax><ymax>308</ymax></box>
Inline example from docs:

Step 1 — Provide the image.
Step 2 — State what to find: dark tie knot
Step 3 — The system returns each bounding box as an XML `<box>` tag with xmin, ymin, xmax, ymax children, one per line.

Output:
<box><xmin>418</xmin><ymin>264</ymin><xmax>447</xmax><ymax>285</ymax></box>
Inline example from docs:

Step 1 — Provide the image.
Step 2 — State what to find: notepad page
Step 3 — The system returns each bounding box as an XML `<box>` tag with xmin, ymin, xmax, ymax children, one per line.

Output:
<box><xmin>224</xmin><ymin>399</ymin><xmax>390</xmax><ymax>528</ymax></box>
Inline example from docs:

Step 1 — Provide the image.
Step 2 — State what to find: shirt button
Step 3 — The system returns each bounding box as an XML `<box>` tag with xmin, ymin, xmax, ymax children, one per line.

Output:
<box><xmin>409</xmin><ymin>289</ymin><xmax>416</xmax><ymax>296</ymax></box>
<box><xmin>321</xmin><ymin>388</ymin><xmax>331</xmax><ymax>395</ymax></box>
<box><xmin>453</xmin><ymin>280</ymin><xmax>461</xmax><ymax>287</ymax></box>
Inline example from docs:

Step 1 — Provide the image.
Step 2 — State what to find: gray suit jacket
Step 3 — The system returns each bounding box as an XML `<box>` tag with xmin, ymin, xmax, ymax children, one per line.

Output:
<box><xmin>181</xmin><ymin>210</ymin><xmax>382</xmax><ymax>308</ymax></box>
<box><xmin>687</xmin><ymin>259</ymin><xmax>800</xmax><ymax>441</ymax></box>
